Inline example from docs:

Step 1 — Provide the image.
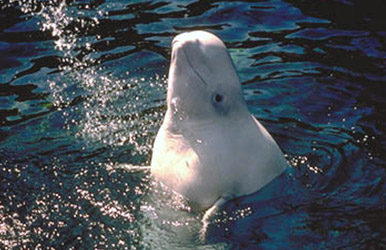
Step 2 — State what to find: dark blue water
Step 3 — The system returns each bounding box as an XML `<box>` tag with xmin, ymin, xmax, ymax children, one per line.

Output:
<box><xmin>1</xmin><ymin>0</ymin><xmax>385</xmax><ymax>249</ymax></box>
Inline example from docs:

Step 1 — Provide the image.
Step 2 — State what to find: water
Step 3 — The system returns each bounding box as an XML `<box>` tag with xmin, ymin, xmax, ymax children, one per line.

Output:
<box><xmin>1</xmin><ymin>0</ymin><xmax>385</xmax><ymax>249</ymax></box>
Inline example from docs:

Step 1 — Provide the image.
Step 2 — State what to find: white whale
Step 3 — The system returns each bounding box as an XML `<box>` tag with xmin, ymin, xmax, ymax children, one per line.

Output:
<box><xmin>151</xmin><ymin>31</ymin><xmax>287</xmax><ymax>235</ymax></box>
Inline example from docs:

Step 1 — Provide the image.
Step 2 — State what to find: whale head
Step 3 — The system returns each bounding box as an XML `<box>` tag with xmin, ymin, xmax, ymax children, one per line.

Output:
<box><xmin>167</xmin><ymin>31</ymin><xmax>249</xmax><ymax>123</ymax></box>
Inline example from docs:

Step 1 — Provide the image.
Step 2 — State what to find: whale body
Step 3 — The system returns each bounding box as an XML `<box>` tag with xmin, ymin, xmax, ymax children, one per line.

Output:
<box><xmin>151</xmin><ymin>31</ymin><xmax>287</xmax><ymax>216</ymax></box>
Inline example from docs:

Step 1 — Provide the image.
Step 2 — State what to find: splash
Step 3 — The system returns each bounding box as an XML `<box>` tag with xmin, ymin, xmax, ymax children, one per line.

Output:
<box><xmin>76</xmin><ymin>74</ymin><xmax>166</xmax><ymax>154</ymax></box>
<box><xmin>23</xmin><ymin>0</ymin><xmax>167</xmax><ymax>157</ymax></box>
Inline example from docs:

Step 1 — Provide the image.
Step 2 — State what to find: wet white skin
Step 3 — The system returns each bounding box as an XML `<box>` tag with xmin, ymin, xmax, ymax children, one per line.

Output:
<box><xmin>151</xmin><ymin>31</ymin><xmax>287</xmax><ymax>223</ymax></box>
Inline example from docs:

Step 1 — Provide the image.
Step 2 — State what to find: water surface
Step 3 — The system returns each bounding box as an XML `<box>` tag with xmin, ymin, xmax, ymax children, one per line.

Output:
<box><xmin>1</xmin><ymin>0</ymin><xmax>385</xmax><ymax>249</ymax></box>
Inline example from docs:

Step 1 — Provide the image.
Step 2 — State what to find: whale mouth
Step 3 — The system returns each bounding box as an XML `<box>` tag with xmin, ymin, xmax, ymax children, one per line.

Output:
<box><xmin>172</xmin><ymin>40</ymin><xmax>209</xmax><ymax>87</ymax></box>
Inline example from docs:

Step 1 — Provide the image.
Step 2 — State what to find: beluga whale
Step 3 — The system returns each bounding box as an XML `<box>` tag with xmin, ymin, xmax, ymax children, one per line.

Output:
<box><xmin>151</xmin><ymin>30</ymin><xmax>287</xmax><ymax>238</ymax></box>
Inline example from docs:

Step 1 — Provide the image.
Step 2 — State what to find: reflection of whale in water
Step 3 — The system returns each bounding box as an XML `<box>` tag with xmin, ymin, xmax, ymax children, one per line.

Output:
<box><xmin>151</xmin><ymin>30</ymin><xmax>287</xmax><ymax>238</ymax></box>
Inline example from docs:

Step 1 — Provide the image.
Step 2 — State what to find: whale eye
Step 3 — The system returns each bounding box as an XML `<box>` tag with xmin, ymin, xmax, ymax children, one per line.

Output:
<box><xmin>212</xmin><ymin>93</ymin><xmax>228</xmax><ymax>115</ymax></box>
<box><xmin>214</xmin><ymin>94</ymin><xmax>223</xmax><ymax>103</ymax></box>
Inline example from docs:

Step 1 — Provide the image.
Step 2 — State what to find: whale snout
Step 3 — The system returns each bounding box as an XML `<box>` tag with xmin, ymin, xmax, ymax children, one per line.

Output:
<box><xmin>170</xmin><ymin>31</ymin><xmax>231</xmax><ymax>84</ymax></box>
<box><xmin>168</xmin><ymin>31</ymin><xmax>242</xmax><ymax>103</ymax></box>
<box><xmin>170</xmin><ymin>36</ymin><xmax>203</xmax><ymax>65</ymax></box>
<box><xmin>171</xmin><ymin>31</ymin><xmax>225</xmax><ymax>55</ymax></box>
